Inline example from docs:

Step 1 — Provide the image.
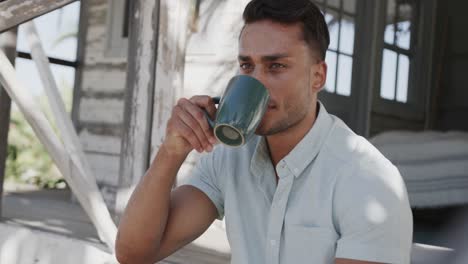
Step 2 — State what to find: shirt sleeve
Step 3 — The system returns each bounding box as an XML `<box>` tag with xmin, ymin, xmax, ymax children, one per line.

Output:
<box><xmin>334</xmin><ymin>159</ymin><xmax>413</xmax><ymax>264</ymax></box>
<box><xmin>181</xmin><ymin>149</ymin><xmax>225</xmax><ymax>220</ymax></box>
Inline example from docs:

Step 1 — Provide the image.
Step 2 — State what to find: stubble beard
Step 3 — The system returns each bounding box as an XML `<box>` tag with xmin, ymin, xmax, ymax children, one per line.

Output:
<box><xmin>255</xmin><ymin>102</ymin><xmax>309</xmax><ymax>136</ymax></box>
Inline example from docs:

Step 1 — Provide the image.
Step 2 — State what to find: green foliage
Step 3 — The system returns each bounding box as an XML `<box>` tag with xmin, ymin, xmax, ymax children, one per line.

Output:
<box><xmin>5</xmin><ymin>83</ymin><xmax>72</xmax><ymax>189</ymax></box>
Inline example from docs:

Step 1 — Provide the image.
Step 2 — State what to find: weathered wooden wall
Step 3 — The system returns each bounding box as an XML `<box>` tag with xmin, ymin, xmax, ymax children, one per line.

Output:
<box><xmin>75</xmin><ymin>0</ymin><xmax>251</xmax><ymax>210</ymax></box>
<box><xmin>73</xmin><ymin>0</ymin><xmax>127</xmax><ymax>208</ymax></box>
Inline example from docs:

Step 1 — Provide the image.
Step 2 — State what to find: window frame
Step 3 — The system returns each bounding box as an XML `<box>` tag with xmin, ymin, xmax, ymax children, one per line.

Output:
<box><xmin>372</xmin><ymin>0</ymin><xmax>437</xmax><ymax>121</ymax></box>
<box><xmin>315</xmin><ymin>0</ymin><xmax>358</xmax><ymax>97</ymax></box>
<box><xmin>380</xmin><ymin>0</ymin><xmax>419</xmax><ymax>103</ymax></box>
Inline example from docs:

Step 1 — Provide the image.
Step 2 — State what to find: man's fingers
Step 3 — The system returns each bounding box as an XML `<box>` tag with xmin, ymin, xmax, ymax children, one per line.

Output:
<box><xmin>189</xmin><ymin>95</ymin><xmax>211</xmax><ymax>106</ymax></box>
<box><xmin>204</xmin><ymin>103</ymin><xmax>217</xmax><ymax>121</ymax></box>
<box><xmin>181</xmin><ymin>97</ymin><xmax>217</xmax><ymax>145</ymax></box>
<box><xmin>173</xmin><ymin>106</ymin><xmax>204</xmax><ymax>152</ymax></box>
<box><xmin>174</xmin><ymin>104</ymin><xmax>212</xmax><ymax>152</ymax></box>
<box><xmin>190</xmin><ymin>96</ymin><xmax>218</xmax><ymax>120</ymax></box>
<box><xmin>183</xmin><ymin>101</ymin><xmax>215</xmax><ymax>136</ymax></box>
<box><xmin>176</xmin><ymin>99</ymin><xmax>215</xmax><ymax>150</ymax></box>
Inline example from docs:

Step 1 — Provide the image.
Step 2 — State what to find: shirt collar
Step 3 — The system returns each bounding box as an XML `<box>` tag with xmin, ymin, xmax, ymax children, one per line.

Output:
<box><xmin>250</xmin><ymin>100</ymin><xmax>334</xmax><ymax>178</ymax></box>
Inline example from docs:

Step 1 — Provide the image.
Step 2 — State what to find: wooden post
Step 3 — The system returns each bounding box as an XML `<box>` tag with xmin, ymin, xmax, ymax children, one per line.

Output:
<box><xmin>116</xmin><ymin>0</ymin><xmax>160</xmax><ymax>216</ymax></box>
<box><xmin>351</xmin><ymin>0</ymin><xmax>384</xmax><ymax>138</ymax></box>
<box><xmin>0</xmin><ymin>28</ymin><xmax>17</xmax><ymax>216</ymax></box>
<box><xmin>116</xmin><ymin>0</ymin><xmax>192</xmax><ymax>216</ymax></box>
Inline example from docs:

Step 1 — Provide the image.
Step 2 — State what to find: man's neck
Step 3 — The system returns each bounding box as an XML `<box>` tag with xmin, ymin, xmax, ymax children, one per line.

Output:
<box><xmin>266</xmin><ymin>102</ymin><xmax>319</xmax><ymax>167</ymax></box>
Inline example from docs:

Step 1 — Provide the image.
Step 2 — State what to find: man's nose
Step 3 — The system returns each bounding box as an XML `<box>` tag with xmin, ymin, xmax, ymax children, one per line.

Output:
<box><xmin>250</xmin><ymin>69</ymin><xmax>268</xmax><ymax>90</ymax></box>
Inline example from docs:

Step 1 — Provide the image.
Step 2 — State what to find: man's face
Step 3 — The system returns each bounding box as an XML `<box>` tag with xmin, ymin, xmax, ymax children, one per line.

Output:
<box><xmin>238</xmin><ymin>20</ymin><xmax>326</xmax><ymax>136</ymax></box>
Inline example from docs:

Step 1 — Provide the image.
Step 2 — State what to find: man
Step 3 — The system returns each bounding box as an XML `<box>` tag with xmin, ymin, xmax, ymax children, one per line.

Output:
<box><xmin>116</xmin><ymin>0</ymin><xmax>413</xmax><ymax>263</ymax></box>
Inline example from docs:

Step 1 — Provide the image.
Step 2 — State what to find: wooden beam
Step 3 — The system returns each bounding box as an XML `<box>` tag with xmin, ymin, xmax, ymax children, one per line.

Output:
<box><xmin>116</xmin><ymin>0</ymin><xmax>192</xmax><ymax>215</ymax></box>
<box><xmin>116</xmin><ymin>0</ymin><xmax>160</xmax><ymax>216</ymax></box>
<box><xmin>0</xmin><ymin>28</ymin><xmax>17</xmax><ymax>216</ymax></box>
<box><xmin>0</xmin><ymin>0</ymin><xmax>77</xmax><ymax>33</ymax></box>
<box><xmin>24</xmin><ymin>21</ymin><xmax>95</xmax><ymax>187</ymax></box>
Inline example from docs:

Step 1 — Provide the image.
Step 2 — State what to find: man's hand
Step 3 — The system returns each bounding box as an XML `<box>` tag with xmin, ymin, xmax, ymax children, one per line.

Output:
<box><xmin>163</xmin><ymin>96</ymin><xmax>218</xmax><ymax>157</ymax></box>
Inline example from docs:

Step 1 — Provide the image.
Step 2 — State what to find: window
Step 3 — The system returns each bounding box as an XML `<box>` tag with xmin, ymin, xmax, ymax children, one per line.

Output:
<box><xmin>314</xmin><ymin>0</ymin><xmax>357</xmax><ymax>97</ymax></box>
<box><xmin>380</xmin><ymin>0</ymin><xmax>416</xmax><ymax>103</ymax></box>
<box><xmin>372</xmin><ymin>0</ymin><xmax>436</xmax><ymax>121</ymax></box>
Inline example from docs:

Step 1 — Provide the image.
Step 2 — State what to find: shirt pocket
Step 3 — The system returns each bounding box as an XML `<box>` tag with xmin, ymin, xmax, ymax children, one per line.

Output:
<box><xmin>282</xmin><ymin>225</ymin><xmax>338</xmax><ymax>263</ymax></box>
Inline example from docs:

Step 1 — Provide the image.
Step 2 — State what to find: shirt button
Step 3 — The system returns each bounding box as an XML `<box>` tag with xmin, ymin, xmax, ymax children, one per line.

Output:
<box><xmin>270</xmin><ymin>239</ymin><xmax>277</xmax><ymax>246</ymax></box>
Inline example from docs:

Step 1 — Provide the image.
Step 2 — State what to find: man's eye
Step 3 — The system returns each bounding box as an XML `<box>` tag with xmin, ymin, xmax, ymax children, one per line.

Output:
<box><xmin>240</xmin><ymin>63</ymin><xmax>252</xmax><ymax>70</ymax></box>
<box><xmin>270</xmin><ymin>63</ymin><xmax>286</xmax><ymax>69</ymax></box>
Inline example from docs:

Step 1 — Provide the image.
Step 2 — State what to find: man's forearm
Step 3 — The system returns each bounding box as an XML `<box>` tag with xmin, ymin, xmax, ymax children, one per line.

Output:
<box><xmin>116</xmin><ymin>145</ymin><xmax>187</xmax><ymax>262</ymax></box>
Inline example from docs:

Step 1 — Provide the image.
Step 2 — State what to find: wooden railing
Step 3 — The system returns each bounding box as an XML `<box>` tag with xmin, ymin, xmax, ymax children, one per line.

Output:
<box><xmin>0</xmin><ymin>21</ymin><xmax>116</xmax><ymax>252</ymax></box>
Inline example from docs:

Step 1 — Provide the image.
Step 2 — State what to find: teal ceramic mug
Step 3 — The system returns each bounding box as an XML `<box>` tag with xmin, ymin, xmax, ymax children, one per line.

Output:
<box><xmin>206</xmin><ymin>75</ymin><xmax>270</xmax><ymax>147</ymax></box>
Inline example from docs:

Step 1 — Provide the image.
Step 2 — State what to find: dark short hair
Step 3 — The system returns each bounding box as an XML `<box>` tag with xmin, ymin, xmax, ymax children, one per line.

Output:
<box><xmin>242</xmin><ymin>0</ymin><xmax>330</xmax><ymax>60</ymax></box>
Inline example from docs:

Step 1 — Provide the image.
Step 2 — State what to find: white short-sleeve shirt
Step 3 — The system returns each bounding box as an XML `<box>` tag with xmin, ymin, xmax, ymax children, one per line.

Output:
<box><xmin>184</xmin><ymin>101</ymin><xmax>413</xmax><ymax>264</ymax></box>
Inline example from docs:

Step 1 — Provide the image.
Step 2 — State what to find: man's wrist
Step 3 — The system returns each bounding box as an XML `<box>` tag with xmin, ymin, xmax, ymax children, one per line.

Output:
<box><xmin>158</xmin><ymin>141</ymin><xmax>189</xmax><ymax>165</ymax></box>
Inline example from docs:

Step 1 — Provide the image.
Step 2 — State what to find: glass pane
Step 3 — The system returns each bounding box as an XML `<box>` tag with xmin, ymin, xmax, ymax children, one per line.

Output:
<box><xmin>343</xmin><ymin>0</ymin><xmax>356</xmax><ymax>14</ymax></box>
<box><xmin>16</xmin><ymin>2</ymin><xmax>80</xmax><ymax>61</ymax></box>
<box><xmin>14</xmin><ymin>57</ymin><xmax>75</xmax><ymax>103</ymax></box>
<box><xmin>339</xmin><ymin>15</ymin><xmax>355</xmax><ymax>55</ymax></box>
<box><xmin>384</xmin><ymin>24</ymin><xmax>395</xmax><ymax>45</ymax></box>
<box><xmin>325</xmin><ymin>10</ymin><xmax>339</xmax><ymax>51</ymax></box>
<box><xmin>396</xmin><ymin>3</ymin><xmax>412</xmax><ymax>50</ymax></box>
<box><xmin>384</xmin><ymin>0</ymin><xmax>396</xmax><ymax>44</ymax></box>
<box><xmin>380</xmin><ymin>49</ymin><xmax>397</xmax><ymax>100</ymax></box>
<box><xmin>336</xmin><ymin>55</ymin><xmax>352</xmax><ymax>96</ymax></box>
<box><xmin>325</xmin><ymin>51</ymin><xmax>337</xmax><ymax>93</ymax></box>
<box><xmin>396</xmin><ymin>54</ymin><xmax>409</xmax><ymax>103</ymax></box>
<box><xmin>328</xmin><ymin>0</ymin><xmax>341</xmax><ymax>9</ymax></box>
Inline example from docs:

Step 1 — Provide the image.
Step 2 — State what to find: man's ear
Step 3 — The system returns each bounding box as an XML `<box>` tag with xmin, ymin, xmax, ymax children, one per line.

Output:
<box><xmin>311</xmin><ymin>61</ymin><xmax>327</xmax><ymax>92</ymax></box>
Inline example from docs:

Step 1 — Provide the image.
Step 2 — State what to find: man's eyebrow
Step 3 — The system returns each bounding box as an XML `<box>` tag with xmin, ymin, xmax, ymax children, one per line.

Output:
<box><xmin>238</xmin><ymin>55</ymin><xmax>250</xmax><ymax>61</ymax></box>
<box><xmin>237</xmin><ymin>53</ymin><xmax>290</xmax><ymax>61</ymax></box>
<box><xmin>261</xmin><ymin>53</ymin><xmax>290</xmax><ymax>61</ymax></box>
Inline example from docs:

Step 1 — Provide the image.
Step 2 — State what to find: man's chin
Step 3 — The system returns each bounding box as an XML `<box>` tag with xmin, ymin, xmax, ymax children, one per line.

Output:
<box><xmin>255</xmin><ymin>124</ymin><xmax>277</xmax><ymax>136</ymax></box>
<box><xmin>255</xmin><ymin>124</ymin><xmax>269</xmax><ymax>136</ymax></box>
<box><xmin>255</xmin><ymin>118</ymin><xmax>292</xmax><ymax>136</ymax></box>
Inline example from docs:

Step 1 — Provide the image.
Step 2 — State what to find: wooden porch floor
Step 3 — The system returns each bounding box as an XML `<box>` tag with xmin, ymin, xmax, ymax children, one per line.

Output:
<box><xmin>0</xmin><ymin>186</ymin><xmax>230</xmax><ymax>263</ymax></box>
